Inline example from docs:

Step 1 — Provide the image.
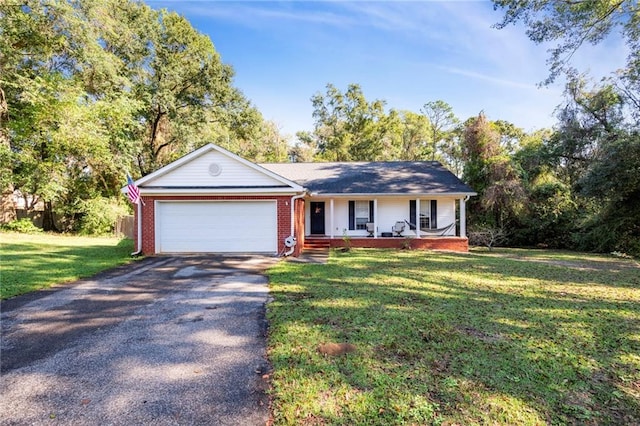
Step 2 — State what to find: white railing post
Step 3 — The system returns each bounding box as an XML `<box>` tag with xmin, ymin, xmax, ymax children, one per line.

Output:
<box><xmin>416</xmin><ymin>198</ymin><xmax>421</xmax><ymax>238</ymax></box>
<box><xmin>460</xmin><ymin>198</ymin><xmax>466</xmax><ymax>238</ymax></box>
<box><xmin>374</xmin><ymin>198</ymin><xmax>378</xmax><ymax>238</ymax></box>
<box><xmin>330</xmin><ymin>199</ymin><xmax>334</xmax><ymax>238</ymax></box>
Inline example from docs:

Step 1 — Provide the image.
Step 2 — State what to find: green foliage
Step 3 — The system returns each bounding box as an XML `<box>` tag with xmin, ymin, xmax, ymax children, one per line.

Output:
<box><xmin>1</xmin><ymin>0</ymin><xmax>282</xmax><ymax>230</ymax></box>
<box><xmin>492</xmin><ymin>0</ymin><xmax>639</xmax><ymax>88</ymax></box>
<box><xmin>267</xmin><ymin>249</ymin><xmax>640</xmax><ymax>424</ymax></box>
<box><xmin>462</xmin><ymin>112</ymin><xmax>526</xmax><ymax>229</ymax></box>
<box><xmin>422</xmin><ymin>100</ymin><xmax>459</xmax><ymax>162</ymax></box>
<box><xmin>492</xmin><ymin>1</ymin><xmax>640</xmax><ymax>254</ymax></box>
<box><xmin>307</xmin><ymin>83</ymin><xmax>388</xmax><ymax>161</ymax></box>
<box><xmin>301</xmin><ymin>85</ymin><xmax>453</xmax><ymax>162</ymax></box>
<box><xmin>1</xmin><ymin>218</ymin><xmax>42</xmax><ymax>234</ymax></box>
<box><xmin>78</xmin><ymin>197</ymin><xmax>129</xmax><ymax>236</ymax></box>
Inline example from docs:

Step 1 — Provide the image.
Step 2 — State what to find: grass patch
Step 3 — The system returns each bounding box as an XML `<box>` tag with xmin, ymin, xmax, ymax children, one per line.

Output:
<box><xmin>267</xmin><ymin>248</ymin><xmax>640</xmax><ymax>425</ymax></box>
<box><xmin>1</xmin><ymin>232</ymin><xmax>135</xmax><ymax>299</ymax></box>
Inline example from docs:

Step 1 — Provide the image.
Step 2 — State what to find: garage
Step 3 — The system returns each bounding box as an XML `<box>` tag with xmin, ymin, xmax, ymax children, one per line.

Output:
<box><xmin>155</xmin><ymin>201</ymin><xmax>278</xmax><ymax>253</ymax></box>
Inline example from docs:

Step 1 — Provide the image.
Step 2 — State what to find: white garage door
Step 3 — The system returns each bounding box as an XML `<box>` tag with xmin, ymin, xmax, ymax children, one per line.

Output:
<box><xmin>156</xmin><ymin>201</ymin><xmax>278</xmax><ymax>253</ymax></box>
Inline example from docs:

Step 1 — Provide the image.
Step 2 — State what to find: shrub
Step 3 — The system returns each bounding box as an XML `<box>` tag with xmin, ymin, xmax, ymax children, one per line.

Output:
<box><xmin>469</xmin><ymin>225</ymin><xmax>506</xmax><ymax>250</ymax></box>
<box><xmin>2</xmin><ymin>218</ymin><xmax>42</xmax><ymax>234</ymax></box>
<box><xmin>78</xmin><ymin>197</ymin><xmax>128</xmax><ymax>236</ymax></box>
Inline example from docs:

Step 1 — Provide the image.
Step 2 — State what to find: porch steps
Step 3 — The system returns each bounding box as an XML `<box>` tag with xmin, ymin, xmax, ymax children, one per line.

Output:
<box><xmin>303</xmin><ymin>238</ymin><xmax>331</xmax><ymax>250</ymax></box>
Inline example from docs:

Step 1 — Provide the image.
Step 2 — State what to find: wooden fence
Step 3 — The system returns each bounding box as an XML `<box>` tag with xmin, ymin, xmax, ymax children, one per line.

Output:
<box><xmin>115</xmin><ymin>215</ymin><xmax>134</xmax><ymax>238</ymax></box>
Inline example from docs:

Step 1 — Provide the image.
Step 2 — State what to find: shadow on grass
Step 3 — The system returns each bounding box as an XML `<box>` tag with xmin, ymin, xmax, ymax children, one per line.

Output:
<box><xmin>1</xmin><ymin>257</ymin><xmax>270</xmax><ymax>424</ymax></box>
<box><xmin>1</xmin><ymin>238</ymin><xmax>134</xmax><ymax>299</ymax></box>
<box><xmin>267</xmin><ymin>249</ymin><xmax>640</xmax><ymax>425</ymax></box>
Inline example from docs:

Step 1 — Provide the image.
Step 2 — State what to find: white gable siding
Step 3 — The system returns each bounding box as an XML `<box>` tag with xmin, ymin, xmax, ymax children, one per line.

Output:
<box><xmin>145</xmin><ymin>151</ymin><xmax>285</xmax><ymax>188</ymax></box>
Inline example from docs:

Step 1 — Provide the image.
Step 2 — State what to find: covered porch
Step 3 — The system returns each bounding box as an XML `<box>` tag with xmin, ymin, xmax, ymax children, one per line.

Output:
<box><xmin>300</xmin><ymin>195</ymin><xmax>470</xmax><ymax>252</ymax></box>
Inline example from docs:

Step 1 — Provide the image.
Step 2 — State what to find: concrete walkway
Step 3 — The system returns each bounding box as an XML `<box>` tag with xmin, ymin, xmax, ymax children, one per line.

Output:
<box><xmin>0</xmin><ymin>255</ymin><xmax>278</xmax><ymax>425</ymax></box>
<box><xmin>288</xmin><ymin>247</ymin><xmax>330</xmax><ymax>264</ymax></box>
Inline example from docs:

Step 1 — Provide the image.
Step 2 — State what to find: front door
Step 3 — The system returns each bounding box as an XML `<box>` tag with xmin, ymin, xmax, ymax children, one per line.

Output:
<box><xmin>310</xmin><ymin>202</ymin><xmax>325</xmax><ymax>235</ymax></box>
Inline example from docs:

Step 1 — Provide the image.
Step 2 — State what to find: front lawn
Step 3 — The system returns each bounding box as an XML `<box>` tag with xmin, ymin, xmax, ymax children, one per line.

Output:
<box><xmin>0</xmin><ymin>232</ymin><xmax>135</xmax><ymax>299</ymax></box>
<box><xmin>267</xmin><ymin>248</ymin><xmax>640</xmax><ymax>425</ymax></box>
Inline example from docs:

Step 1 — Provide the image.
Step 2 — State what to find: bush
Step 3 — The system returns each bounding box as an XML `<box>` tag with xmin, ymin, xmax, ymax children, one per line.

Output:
<box><xmin>469</xmin><ymin>225</ymin><xmax>506</xmax><ymax>250</ymax></box>
<box><xmin>2</xmin><ymin>218</ymin><xmax>43</xmax><ymax>234</ymax></box>
<box><xmin>78</xmin><ymin>197</ymin><xmax>128</xmax><ymax>236</ymax></box>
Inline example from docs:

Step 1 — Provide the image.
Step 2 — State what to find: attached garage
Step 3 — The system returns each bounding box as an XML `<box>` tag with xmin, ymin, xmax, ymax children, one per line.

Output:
<box><xmin>155</xmin><ymin>201</ymin><xmax>278</xmax><ymax>253</ymax></box>
<box><xmin>122</xmin><ymin>144</ymin><xmax>304</xmax><ymax>255</ymax></box>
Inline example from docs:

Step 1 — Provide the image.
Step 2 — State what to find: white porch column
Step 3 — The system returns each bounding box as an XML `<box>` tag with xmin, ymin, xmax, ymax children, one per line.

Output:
<box><xmin>330</xmin><ymin>199</ymin><xmax>335</xmax><ymax>238</ymax></box>
<box><xmin>374</xmin><ymin>198</ymin><xmax>378</xmax><ymax>238</ymax></box>
<box><xmin>416</xmin><ymin>198</ymin><xmax>421</xmax><ymax>238</ymax></box>
<box><xmin>460</xmin><ymin>198</ymin><xmax>466</xmax><ymax>238</ymax></box>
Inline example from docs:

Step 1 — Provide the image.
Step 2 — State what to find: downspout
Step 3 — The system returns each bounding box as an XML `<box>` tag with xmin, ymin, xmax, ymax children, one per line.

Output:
<box><xmin>283</xmin><ymin>192</ymin><xmax>306</xmax><ymax>257</ymax></box>
<box><xmin>131</xmin><ymin>199</ymin><xmax>143</xmax><ymax>256</ymax></box>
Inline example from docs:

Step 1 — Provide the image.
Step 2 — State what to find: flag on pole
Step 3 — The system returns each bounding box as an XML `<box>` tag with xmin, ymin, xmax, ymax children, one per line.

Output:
<box><xmin>126</xmin><ymin>175</ymin><xmax>142</xmax><ymax>205</ymax></box>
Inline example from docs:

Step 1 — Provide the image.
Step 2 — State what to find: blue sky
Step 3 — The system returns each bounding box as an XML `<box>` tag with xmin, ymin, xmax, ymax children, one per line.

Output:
<box><xmin>149</xmin><ymin>1</ymin><xmax>626</xmax><ymax>138</ymax></box>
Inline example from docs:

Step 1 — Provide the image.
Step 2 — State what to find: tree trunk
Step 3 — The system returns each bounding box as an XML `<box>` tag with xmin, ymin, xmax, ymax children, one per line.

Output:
<box><xmin>0</xmin><ymin>86</ymin><xmax>16</xmax><ymax>223</ymax></box>
<box><xmin>0</xmin><ymin>187</ymin><xmax>16</xmax><ymax>224</ymax></box>
<box><xmin>42</xmin><ymin>201</ymin><xmax>58</xmax><ymax>232</ymax></box>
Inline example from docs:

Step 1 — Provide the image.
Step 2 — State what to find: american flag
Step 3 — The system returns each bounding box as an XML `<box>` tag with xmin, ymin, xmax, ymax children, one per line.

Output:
<box><xmin>126</xmin><ymin>175</ymin><xmax>141</xmax><ymax>205</ymax></box>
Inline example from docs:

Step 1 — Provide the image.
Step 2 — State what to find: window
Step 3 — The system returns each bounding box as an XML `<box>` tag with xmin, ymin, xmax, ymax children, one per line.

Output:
<box><xmin>420</xmin><ymin>202</ymin><xmax>430</xmax><ymax>229</ymax></box>
<box><xmin>410</xmin><ymin>200</ymin><xmax>437</xmax><ymax>230</ymax></box>
<box><xmin>348</xmin><ymin>200</ymin><xmax>374</xmax><ymax>230</ymax></box>
<box><xmin>355</xmin><ymin>201</ymin><xmax>370</xmax><ymax>230</ymax></box>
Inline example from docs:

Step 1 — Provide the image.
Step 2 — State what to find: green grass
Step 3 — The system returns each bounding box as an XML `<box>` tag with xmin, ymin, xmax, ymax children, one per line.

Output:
<box><xmin>1</xmin><ymin>232</ymin><xmax>135</xmax><ymax>299</ymax></box>
<box><xmin>267</xmin><ymin>248</ymin><xmax>640</xmax><ymax>425</ymax></box>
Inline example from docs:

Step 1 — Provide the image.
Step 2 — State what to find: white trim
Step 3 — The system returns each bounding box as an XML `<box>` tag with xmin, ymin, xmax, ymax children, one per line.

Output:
<box><xmin>330</xmin><ymin>199</ymin><xmax>334</xmax><ymax>238</ymax></box>
<box><xmin>154</xmin><ymin>199</ymin><xmax>278</xmax><ymax>254</ymax></box>
<box><xmin>416</xmin><ymin>198</ymin><xmax>421</xmax><ymax>238</ymax></box>
<box><xmin>123</xmin><ymin>143</ymin><xmax>303</xmax><ymax>192</ymax></box>
<box><xmin>460</xmin><ymin>198</ymin><xmax>467</xmax><ymax>238</ymax></box>
<box><xmin>132</xmin><ymin>200</ymin><xmax>142</xmax><ymax>255</ymax></box>
<box><xmin>310</xmin><ymin>192</ymin><xmax>477</xmax><ymax>198</ymax></box>
<box><xmin>373</xmin><ymin>198</ymin><xmax>378</xmax><ymax>238</ymax></box>
<box><xmin>139</xmin><ymin>188</ymin><xmax>301</xmax><ymax>196</ymax></box>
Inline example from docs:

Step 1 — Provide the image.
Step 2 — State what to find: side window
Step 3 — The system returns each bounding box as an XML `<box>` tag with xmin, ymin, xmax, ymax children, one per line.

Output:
<box><xmin>410</xmin><ymin>200</ymin><xmax>438</xmax><ymax>229</ymax></box>
<box><xmin>420</xmin><ymin>202</ymin><xmax>430</xmax><ymax>229</ymax></box>
<box><xmin>349</xmin><ymin>200</ymin><xmax>374</xmax><ymax>230</ymax></box>
<box><xmin>355</xmin><ymin>200</ymin><xmax>369</xmax><ymax>230</ymax></box>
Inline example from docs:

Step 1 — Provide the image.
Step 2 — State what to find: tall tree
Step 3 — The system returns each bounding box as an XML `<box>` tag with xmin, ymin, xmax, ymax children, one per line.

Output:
<box><xmin>462</xmin><ymin>112</ymin><xmax>526</xmax><ymax>229</ymax></box>
<box><xmin>1</xmin><ymin>0</ymin><xmax>271</xmax><ymax>230</ymax></box>
<box><xmin>421</xmin><ymin>100</ymin><xmax>459</xmax><ymax>162</ymax></box>
<box><xmin>395</xmin><ymin>110</ymin><xmax>432</xmax><ymax>161</ymax></box>
<box><xmin>309</xmin><ymin>83</ymin><xmax>388</xmax><ymax>161</ymax></box>
<box><xmin>551</xmin><ymin>76</ymin><xmax>639</xmax><ymax>254</ymax></box>
<box><xmin>492</xmin><ymin>0</ymin><xmax>639</xmax><ymax>86</ymax></box>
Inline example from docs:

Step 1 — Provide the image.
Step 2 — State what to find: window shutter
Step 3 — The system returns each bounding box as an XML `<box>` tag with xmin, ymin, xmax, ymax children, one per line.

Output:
<box><xmin>430</xmin><ymin>200</ymin><xmax>437</xmax><ymax>229</ymax></box>
<box><xmin>409</xmin><ymin>200</ymin><xmax>416</xmax><ymax>230</ymax></box>
<box><xmin>369</xmin><ymin>200</ymin><xmax>374</xmax><ymax>222</ymax></box>
<box><xmin>348</xmin><ymin>201</ymin><xmax>355</xmax><ymax>230</ymax></box>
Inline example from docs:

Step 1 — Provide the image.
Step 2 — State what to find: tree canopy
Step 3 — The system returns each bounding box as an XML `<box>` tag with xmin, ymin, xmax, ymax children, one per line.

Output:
<box><xmin>1</xmin><ymin>0</ymin><xmax>285</xmax><ymax>231</ymax></box>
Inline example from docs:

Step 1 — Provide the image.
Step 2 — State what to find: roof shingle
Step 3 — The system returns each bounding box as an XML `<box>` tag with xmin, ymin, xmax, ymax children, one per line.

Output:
<box><xmin>260</xmin><ymin>161</ymin><xmax>476</xmax><ymax>195</ymax></box>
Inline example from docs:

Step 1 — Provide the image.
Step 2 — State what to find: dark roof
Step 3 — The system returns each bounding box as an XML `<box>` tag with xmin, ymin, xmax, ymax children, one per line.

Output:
<box><xmin>260</xmin><ymin>161</ymin><xmax>476</xmax><ymax>195</ymax></box>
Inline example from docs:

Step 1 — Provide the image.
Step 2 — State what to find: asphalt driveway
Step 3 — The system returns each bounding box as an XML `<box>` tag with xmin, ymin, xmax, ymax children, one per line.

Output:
<box><xmin>0</xmin><ymin>255</ymin><xmax>279</xmax><ymax>425</ymax></box>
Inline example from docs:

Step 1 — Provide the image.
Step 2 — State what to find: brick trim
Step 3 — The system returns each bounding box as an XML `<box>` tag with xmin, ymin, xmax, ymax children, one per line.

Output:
<box><xmin>137</xmin><ymin>195</ymin><xmax>294</xmax><ymax>255</ymax></box>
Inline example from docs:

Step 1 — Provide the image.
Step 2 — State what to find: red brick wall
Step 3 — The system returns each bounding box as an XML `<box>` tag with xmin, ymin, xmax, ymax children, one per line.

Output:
<box><xmin>293</xmin><ymin>198</ymin><xmax>305</xmax><ymax>256</ymax></box>
<box><xmin>135</xmin><ymin>195</ymin><xmax>293</xmax><ymax>255</ymax></box>
<box><xmin>324</xmin><ymin>237</ymin><xmax>469</xmax><ymax>252</ymax></box>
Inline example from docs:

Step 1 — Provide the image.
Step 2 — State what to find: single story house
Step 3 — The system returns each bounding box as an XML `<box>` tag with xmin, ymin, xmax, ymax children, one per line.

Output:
<box><xmin>123</xmin><ymin>143</ymin><xmax>476</xmax><ymax>256</ymax></box>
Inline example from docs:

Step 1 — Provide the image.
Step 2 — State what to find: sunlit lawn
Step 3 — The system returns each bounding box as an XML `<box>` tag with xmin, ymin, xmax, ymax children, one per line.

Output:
<box><xmin>267</xmin><ymin>248</ymin><xmax>640</xmax><ymax>425</ymax></box>
<box><xmin>1</xmin><ymin>232</ymin><xmax>135</xmax><ymax>299</ymax></box>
